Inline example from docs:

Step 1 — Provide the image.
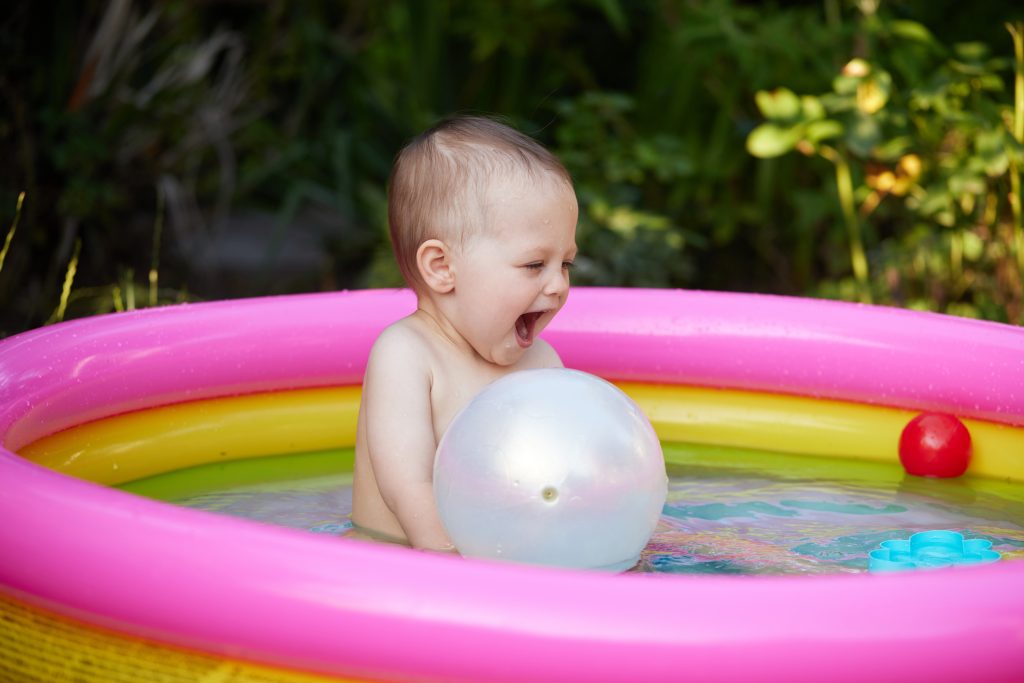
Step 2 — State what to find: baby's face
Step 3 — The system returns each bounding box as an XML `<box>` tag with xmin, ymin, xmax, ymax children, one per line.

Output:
<box><xmin>448</xmin><ymin>175</ymin><xmax>578</xmax><ymax>366</ymax></box>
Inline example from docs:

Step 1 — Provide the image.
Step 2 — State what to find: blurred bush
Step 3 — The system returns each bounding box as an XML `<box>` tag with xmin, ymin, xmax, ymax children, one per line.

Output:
<box><xmin>748</xmin><ymin>4</ymin><xmax>1024</xmax><ymax>322</ymax></box>
<box><xmin>2</xmin><ymin>0</ymin><xmax>1022</xmax><ymax>335</ymax></box>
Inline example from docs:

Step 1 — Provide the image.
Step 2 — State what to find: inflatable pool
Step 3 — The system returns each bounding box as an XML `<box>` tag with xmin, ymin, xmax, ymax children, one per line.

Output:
<box><xmin>1</xmin><ymin>287</ymin><xmax>1023</xmax><ymax>682</ymax></box>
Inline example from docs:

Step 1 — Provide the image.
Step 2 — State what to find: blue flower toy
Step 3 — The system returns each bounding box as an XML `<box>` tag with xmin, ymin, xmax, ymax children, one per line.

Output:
<box><xmin>869</xmin><ymin>530</ymin><xmax>1001</xmax><ymax>572</ymax></box>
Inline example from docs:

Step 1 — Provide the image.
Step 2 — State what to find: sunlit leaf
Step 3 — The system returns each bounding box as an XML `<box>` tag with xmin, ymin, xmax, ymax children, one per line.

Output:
<box><xmin>800</xmin><ymin>95</ymin><xmax>826</xmax><ymax>120</ymax></box>
<box><xmin>962</xmin><ymin>231</ymin><xmax>984</xmax><ymax>261</ymax></box>
<box><xmin>819</xmin><ymin>92</ymin><xmax>855</xmax><ymax>112</ymax></box>
<box><xmin>983</xmin><ymin>154</ymin><xmax>1009</xmax><ymax>177</ymax></box>
<box><xmin>833</xmin><ymin>74</ymin><xmax>859</xmax><ymax>97</ymax></box>
<box><xmin>978</xmin><ymin>73</ymin><xmax>1005</xmax><ymax>91</ymax></box>
<box><xmin>803</xmin><ymin>119</ymin><xmax>843</xmax><ymax>142</ymax></box>
<box><xmin>889</xmin><ymin>20</ymin><xmax>937</xmax><ymax>45</ymax></box>
<box><xmin>975</xmin><ymin>128</ymin><xmax>1010</xmax><ymax>176</ymax></box>
<box><xmin>954</xmin><ymin>42</ymin><xmax>989</xmax><ymax>61</ymax></box>
<box><xmin>746</xmin><ymin>123</ymin><xmax>801</xmax><ymax>158</ymax></box>
<box><xmin>755</xmin><ymin>88</ymin><xmax>801</xmax><ymax>120</ymax></box>
<box><xmin>948</xmin><ymin>170</ymin><xmax>986</xmax><ymax>195</ymax></box>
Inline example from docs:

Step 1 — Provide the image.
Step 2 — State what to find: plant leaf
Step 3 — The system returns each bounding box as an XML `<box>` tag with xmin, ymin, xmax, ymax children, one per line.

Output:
<box><xmin>804</xmin><ymin>119</ymin><xmax>843</xmax><ymax>143</ymax></box>
<box><xmin>755</xmin><ymin>88</ymin><xmax>801</xmax><ymax>121</ymax></box>
<box><xmin>746</xmin><ymin>123</ymin><xmax>801</xmax><ymax>158</ymax></box>
<box><xmin>889</xmin><ymin>20</ymin><xmax>936</xmax><ymax>45</ymax></box>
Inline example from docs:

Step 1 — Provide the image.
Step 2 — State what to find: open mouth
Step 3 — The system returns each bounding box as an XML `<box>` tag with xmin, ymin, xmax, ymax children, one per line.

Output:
<box><xmin>515</xmin><ymin>312</ymin><xmax>544</xmax><ymax>348</ymax></box>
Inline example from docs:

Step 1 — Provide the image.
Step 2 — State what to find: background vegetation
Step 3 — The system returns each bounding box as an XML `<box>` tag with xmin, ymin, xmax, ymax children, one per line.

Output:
<box><xmin>2</xmin><ymin>0</ymin><xmax>1023</xmax><ymax>337</ymax></box>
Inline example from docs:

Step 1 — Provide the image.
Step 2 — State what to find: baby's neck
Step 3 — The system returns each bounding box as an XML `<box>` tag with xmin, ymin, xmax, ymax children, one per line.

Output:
<box><xmin>413</xmin><ymin>296</ymin><xmax>478</xmax><ymax>360</ymax></box>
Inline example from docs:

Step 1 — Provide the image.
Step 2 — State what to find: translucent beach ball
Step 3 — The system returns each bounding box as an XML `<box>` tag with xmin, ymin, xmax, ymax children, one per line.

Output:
<box><xmin>433</xmin><ymin>368</ymin><xmax>667</xmax><ymax>571</ymax></box>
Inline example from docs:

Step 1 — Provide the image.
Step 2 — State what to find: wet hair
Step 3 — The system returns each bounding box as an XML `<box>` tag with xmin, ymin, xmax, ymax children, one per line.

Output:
<box><xmin>387</xmin><ymin>115</ymin><xmax>573</xmax><ymax>292</ymax></box>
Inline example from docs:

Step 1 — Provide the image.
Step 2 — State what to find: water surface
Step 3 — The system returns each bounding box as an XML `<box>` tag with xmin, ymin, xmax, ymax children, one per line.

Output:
<box><xmin>122</xmin><ymin>443</ymin><xmax>1024</xmax><ymax>574</ymax></box>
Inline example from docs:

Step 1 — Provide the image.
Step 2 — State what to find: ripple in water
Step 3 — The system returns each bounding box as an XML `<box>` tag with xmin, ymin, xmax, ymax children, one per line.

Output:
<box><xmin>172</xmin><ymin>454</ymin><xmax>1024</xmax><ymax>575</ymax></box>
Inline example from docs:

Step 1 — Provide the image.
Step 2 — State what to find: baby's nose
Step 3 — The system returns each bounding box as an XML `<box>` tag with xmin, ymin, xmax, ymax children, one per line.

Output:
<box><xmin>543</xmin><ymin>269</ymin><xmax>569</xmax><ymax>298</ymax></box>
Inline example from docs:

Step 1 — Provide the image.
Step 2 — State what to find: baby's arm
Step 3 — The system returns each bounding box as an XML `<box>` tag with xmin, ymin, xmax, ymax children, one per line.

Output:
<box><xmin>360</xmin><ymin>327</ymin><xmax>455</xmax><ymax>552</ymax></box>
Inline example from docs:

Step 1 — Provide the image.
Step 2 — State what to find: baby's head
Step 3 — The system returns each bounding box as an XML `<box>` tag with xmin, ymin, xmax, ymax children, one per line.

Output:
<box><xmin>388</xmin><ymin>116</ymin><xmax>575</xmax><ymax>294</ymax></box>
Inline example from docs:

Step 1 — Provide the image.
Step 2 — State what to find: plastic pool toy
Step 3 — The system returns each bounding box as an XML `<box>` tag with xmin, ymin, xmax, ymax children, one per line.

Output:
<box><xmin>1</xmin><ymin>287</ymin><xmax>1023</xmax><ymax>682</ymax></box>
<box><xmin>434</xmin><ymin>368</ymin><xmax>667</xmax><ymax>570</ymax></box>
<box><xmin>869</xmin><ymin>530</ymin><xmax>1001</xmax><ymax>572</ymax></box>
<box><xmin>899</xmin><ymin>412</ymin><xmax>972</xmax><ymax>477</ymax></box>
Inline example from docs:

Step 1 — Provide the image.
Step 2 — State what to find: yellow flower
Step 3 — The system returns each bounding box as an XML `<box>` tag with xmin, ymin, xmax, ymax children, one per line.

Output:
<box><xmin>856</xmin><ymin>78</ymin><xmax>887</xmax><ymax>114</ymax></box>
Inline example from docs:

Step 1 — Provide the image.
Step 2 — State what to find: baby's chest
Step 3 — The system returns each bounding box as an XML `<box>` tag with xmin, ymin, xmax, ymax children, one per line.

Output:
<box><xmin>429</xmin><ymin>363</ymin><xmax>504</xmax><ymax>441</ymax></box>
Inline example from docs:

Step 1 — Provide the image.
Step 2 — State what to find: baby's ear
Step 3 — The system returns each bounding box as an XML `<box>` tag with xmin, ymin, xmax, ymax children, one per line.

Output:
<box><xmin>416</xmin><ymin>239</ymin><xmax>455</xmax><ymax>294</ymax></box>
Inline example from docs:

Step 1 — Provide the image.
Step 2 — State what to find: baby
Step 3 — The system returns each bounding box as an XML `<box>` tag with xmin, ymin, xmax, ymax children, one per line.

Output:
<box><xmin>350</xmin><ymin>116</ymin><xmax>579</xmax><ymax>551</ymax></box>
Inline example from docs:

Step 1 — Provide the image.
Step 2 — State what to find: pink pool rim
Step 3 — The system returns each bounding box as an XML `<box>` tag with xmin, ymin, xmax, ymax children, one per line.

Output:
<box><xmin>1</xmin><ymin>287</ymin><xmax>1022</xmax><ymax>683</ymax></box>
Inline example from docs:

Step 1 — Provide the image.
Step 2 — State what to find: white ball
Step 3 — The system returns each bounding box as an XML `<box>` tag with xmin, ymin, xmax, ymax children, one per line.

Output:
<box><xmin>433</xmin><ymin>368</ymin><xmax>667</xmax><ymax>571</ymax></box>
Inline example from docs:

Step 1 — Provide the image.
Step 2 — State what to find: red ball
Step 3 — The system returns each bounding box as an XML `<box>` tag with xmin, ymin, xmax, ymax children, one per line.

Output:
<box><xmin>898</xmin><ymin>413</ymin><xmax>972</xmax><ymax>478</ymax></box>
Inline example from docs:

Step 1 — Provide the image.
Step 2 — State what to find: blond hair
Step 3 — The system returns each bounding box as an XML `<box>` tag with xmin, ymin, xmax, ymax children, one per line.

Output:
<box><xmin>387</xmin><ymin>115</ymin><xmax>573</xmax><ymax>291</ymax></box>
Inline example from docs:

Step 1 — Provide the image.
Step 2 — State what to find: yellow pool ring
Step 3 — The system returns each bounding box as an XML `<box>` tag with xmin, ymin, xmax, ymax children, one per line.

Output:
<box><xmin>22</xmin><ymin>383</ymin><xmax>1024</xmax><ymax>485</ymax></box>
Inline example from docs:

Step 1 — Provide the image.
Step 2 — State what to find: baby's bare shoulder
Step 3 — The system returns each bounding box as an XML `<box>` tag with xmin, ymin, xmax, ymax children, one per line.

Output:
<box><xmin>372</xmin><ymin>317</ymin><xmax>423</xmax><ymax>349</ymax></box>
<box><xmin>366</xmin><ymin>317</ymin><xmax>435</xmax><ymax>375</ymax></box>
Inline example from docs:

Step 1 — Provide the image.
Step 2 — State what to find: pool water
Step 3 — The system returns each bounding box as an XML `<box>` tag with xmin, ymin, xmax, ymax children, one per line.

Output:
<box><xmin>121</xmin><ymin>443</ymin><xmax>1024</xmax><ymax>575</ymax></box>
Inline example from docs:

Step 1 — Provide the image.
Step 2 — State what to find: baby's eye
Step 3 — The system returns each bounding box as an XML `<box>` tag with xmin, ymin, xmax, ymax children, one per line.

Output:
<box><xmin>562</xmin><ymin>261</ymin><xmax>575</xmax><ymax>271</ymax></box>
<box><xmin>524</xmin><ymin>262</ymin><xmax>545</xmax><ymax>271</ymax></box>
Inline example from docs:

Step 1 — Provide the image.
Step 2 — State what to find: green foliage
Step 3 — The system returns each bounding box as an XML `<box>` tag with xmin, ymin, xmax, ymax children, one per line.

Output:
<box><xmin>552</xmin><ymin>92</ymin><xmax>700</xmax><ymax>286</ymax></box>
<box><xmin>2</xmin><ymin>0</ymin><xmax>1023</xmax><ymax>336</ymax></box>
<box><xmin>748</xmin><ymin>8</ymin><xmax>1024</xmax><ymax>321</ymax></box>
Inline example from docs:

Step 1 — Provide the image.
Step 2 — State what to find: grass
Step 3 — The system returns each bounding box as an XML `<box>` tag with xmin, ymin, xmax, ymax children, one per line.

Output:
<box><xmin>0</xmin><ymin>193</ymin><xmax>24</xmax><ymax>277</ymax></box>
